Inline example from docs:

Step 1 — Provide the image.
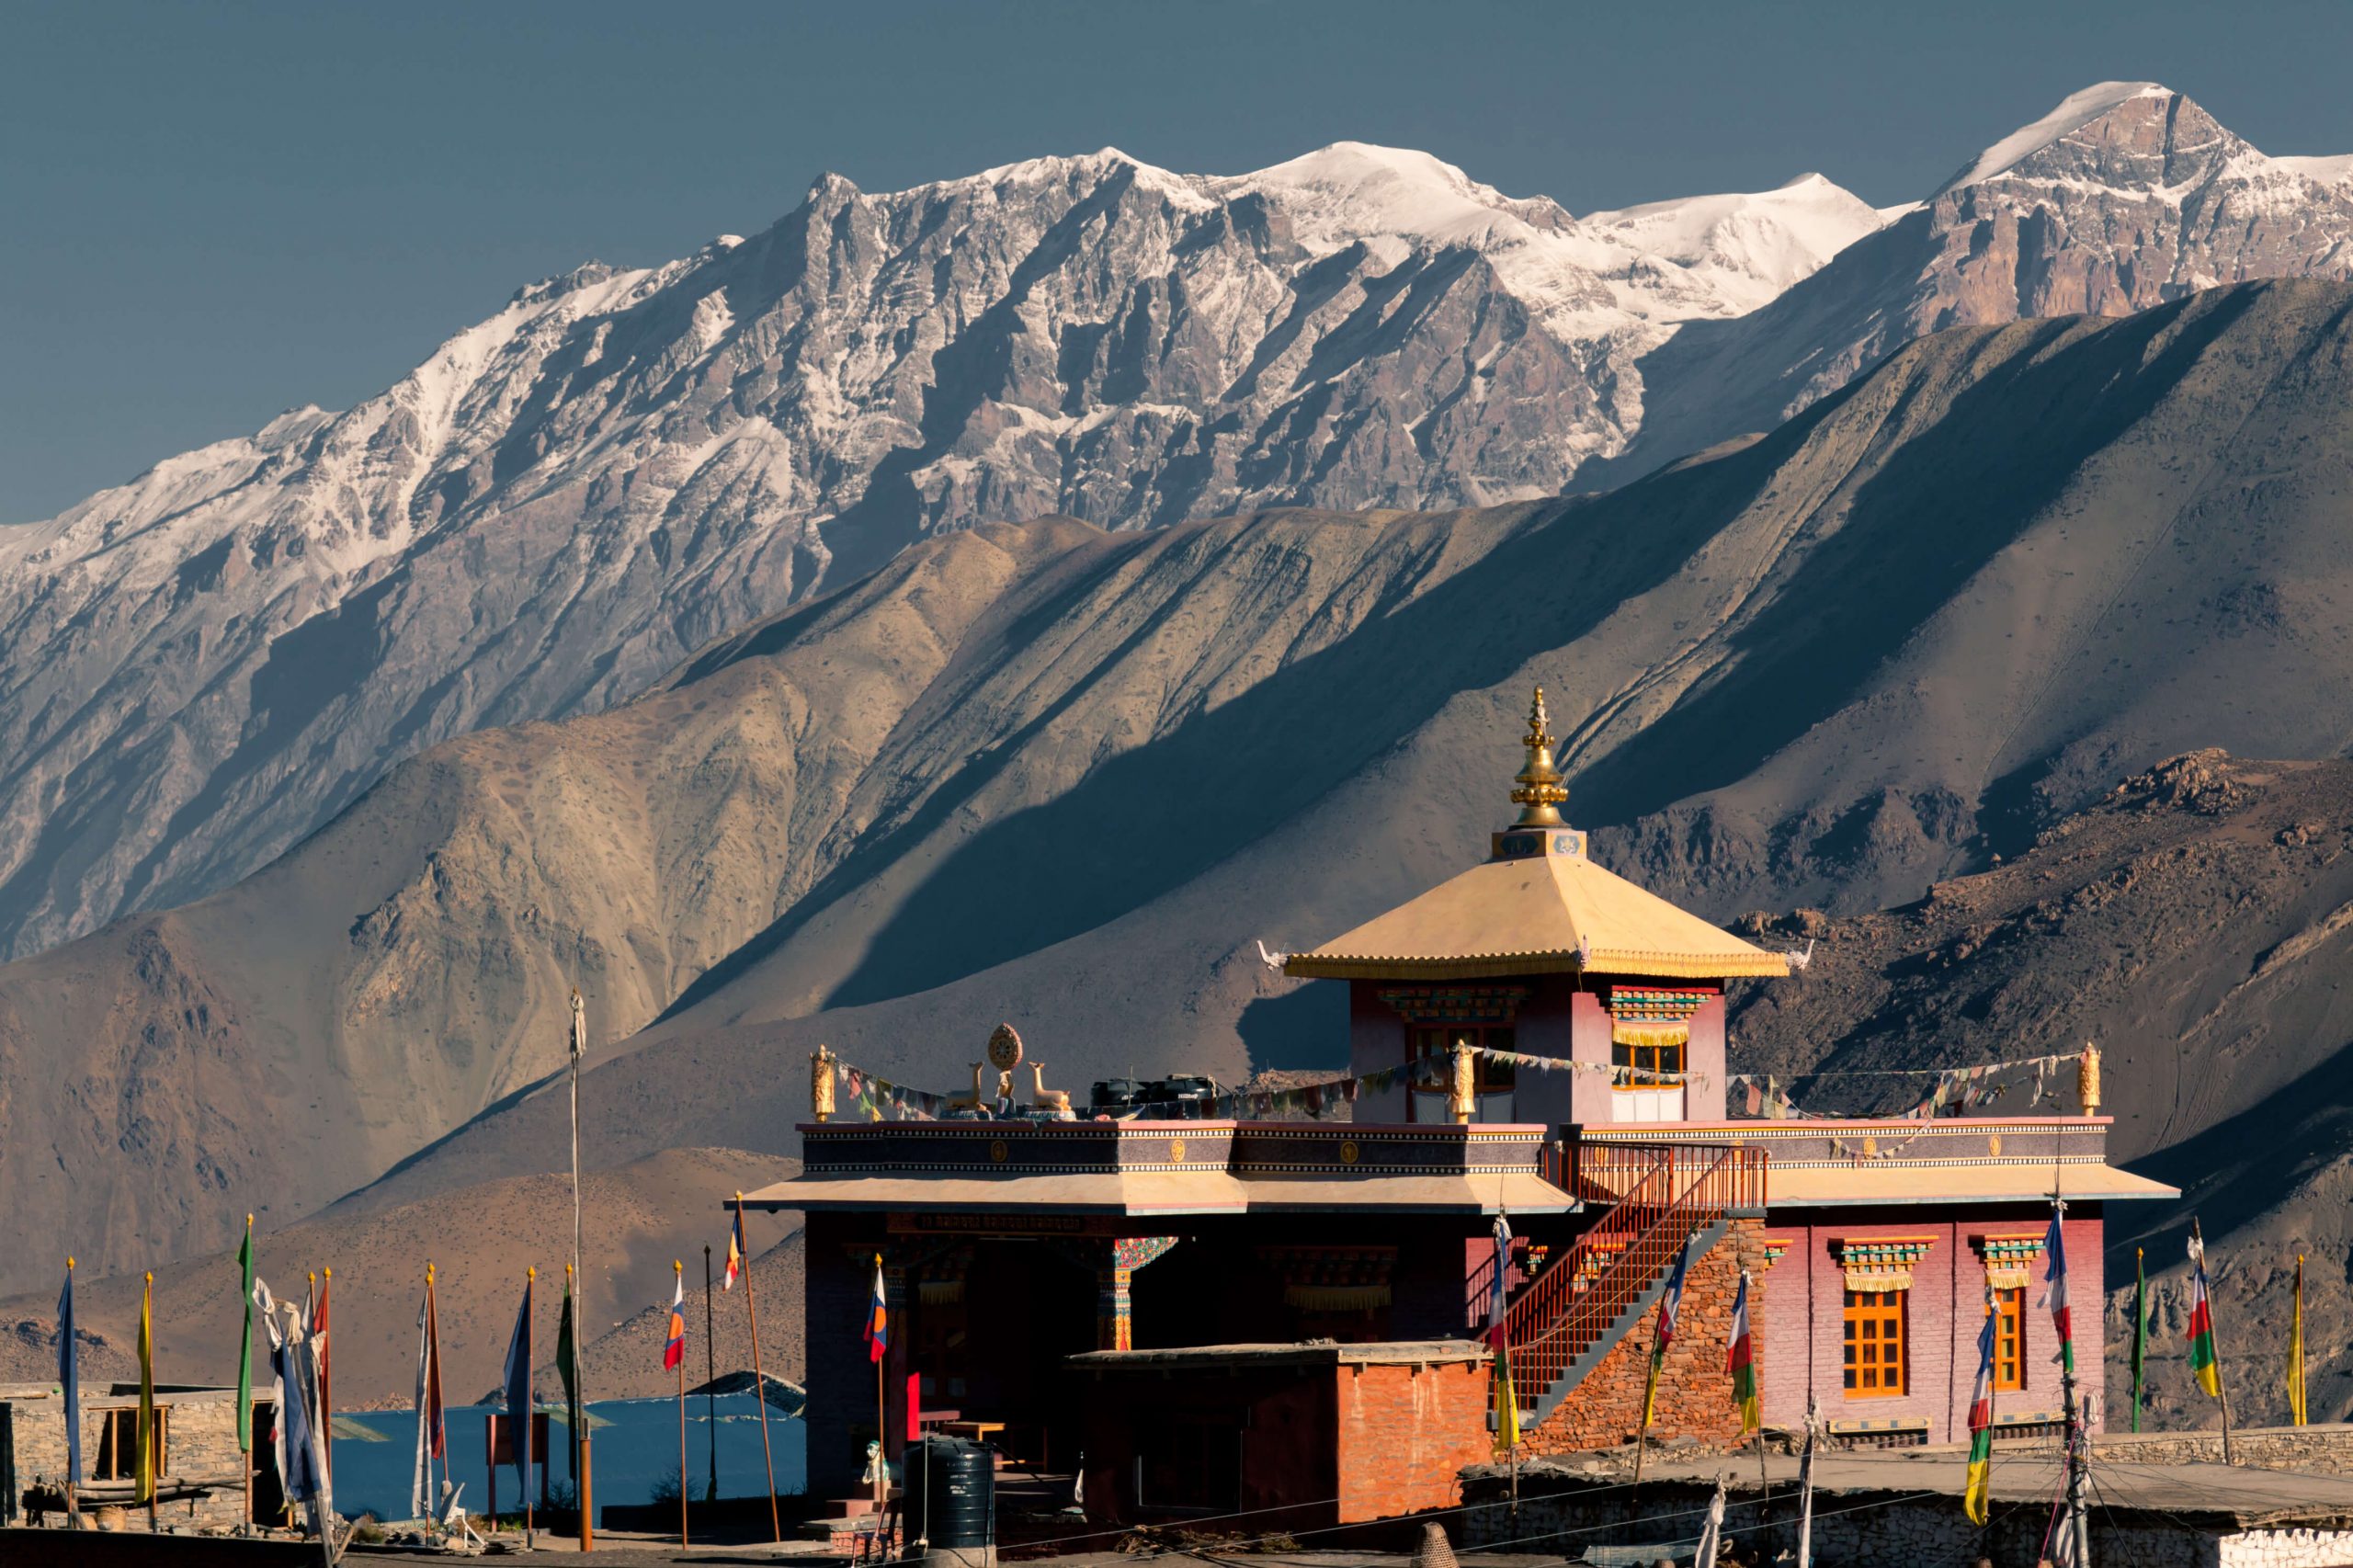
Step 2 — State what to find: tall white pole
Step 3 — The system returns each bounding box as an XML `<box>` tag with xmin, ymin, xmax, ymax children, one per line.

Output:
<box><xmin>570</xmin><ymin>987</ymin><xmax>593</xmax><ymax>1551</ymax></box>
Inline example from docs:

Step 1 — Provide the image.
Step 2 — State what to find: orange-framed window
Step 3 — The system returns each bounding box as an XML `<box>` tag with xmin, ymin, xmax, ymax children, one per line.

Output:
<box><xmin>1842</xmin><ymin>1290</ymin><xmax>1907</xmax><ymax>1398</ymax></box>
<box><xmin>1609</xmin><ymin>1038</ymin><xmax>1687</xmax><ymax>1086</ymax></box>
<box><xmin>1990</xmin><ymin>1287</ymin><xmax>2025</xmax><ymax>1392</ymax></box>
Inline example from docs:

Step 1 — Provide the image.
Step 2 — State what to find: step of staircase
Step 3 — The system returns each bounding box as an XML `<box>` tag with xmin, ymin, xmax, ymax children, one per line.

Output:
<box><xmin>1512</xmin><ymin>1216</ymin><xmax>1732</xmax><ymax>1432</ymax></box>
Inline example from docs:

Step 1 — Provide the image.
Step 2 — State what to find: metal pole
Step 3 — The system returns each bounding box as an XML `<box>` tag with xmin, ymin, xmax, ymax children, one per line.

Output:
<box><xmin>676</xmin><ymin>1260</ymin><xmax>689</xmax><ymax>1547</ymax></box>
<box><xmin>704</xmin><ymin>1244</ymin><xmax>718</xmax><ymax>1505</ymax></box>
<box><xmin>1794</xmin><ymin>1398</ymin><xmax>1818</xmax><ymax>1568</ymax></box>
<box><xmin>737</xmin><ymin>1192</ymin><xmax>782</xmax><ymax>1542</ymax></box>
<box><xmin>570</xmin><ymin>988</ymin><xmax>594</xmax><ymax>1551</ymax></box>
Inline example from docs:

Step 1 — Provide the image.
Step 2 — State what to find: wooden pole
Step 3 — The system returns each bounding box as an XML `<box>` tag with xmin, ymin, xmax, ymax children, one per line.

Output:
<box><xmin>738</xmin><ymin>1192</ymin><xmax>782</xmax><ymax>1542</ymax></box>
<box><xmin>676</xmin><ymin>1260</ymin><xmax>689</xmax><ymax>1546</ymax></box>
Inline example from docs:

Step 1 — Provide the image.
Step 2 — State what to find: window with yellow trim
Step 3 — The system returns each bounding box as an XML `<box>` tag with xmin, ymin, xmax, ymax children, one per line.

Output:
<box><xmin>1842</xmin><ymin>1290</ymin><xmax>1906</xmax><ymax>1398</ymax></box>
<box><xmin>1610</xmin><ymin>1037</ymin><xmax>1687</xmax><ymax>1086</ymax></box>
<box><xmin>1991</xmin><ymin>1287</ymin><xmax>2025</xmax><ymax>1392</ymax></box>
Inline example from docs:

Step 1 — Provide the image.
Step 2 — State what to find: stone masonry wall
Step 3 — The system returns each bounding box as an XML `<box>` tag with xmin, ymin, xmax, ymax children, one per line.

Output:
<box><xmin>9</xmin><ymin>1389</ymin><xmax>246</xmax><ymax>1530</ymax></box>
<box><xmin>2096</xmin><ymin>1423</ymin><xmax>2353</xmax><ymax>1476</ymax></box>
<box><xmin>1520</xmin><ymin>1219</ymin><xmax>1768</xmax><ymax>1453</ymax></box>
<box><xmin>1458</xmin><ymin>1471</ymin><xmax>2264</xmax><ymax>1567</ymax></box>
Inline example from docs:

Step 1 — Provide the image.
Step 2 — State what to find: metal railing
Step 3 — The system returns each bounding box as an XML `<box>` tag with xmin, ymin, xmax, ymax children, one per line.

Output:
<box><xmin>1500</xmin><ymin>1141</ymin><xmax>1765</xmax><ymax>1412</ymax></box>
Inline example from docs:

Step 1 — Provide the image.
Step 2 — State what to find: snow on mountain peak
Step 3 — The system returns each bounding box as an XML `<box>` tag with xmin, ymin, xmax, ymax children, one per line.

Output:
<box><xmin>1941</xmin><ymin>81</ymin><xmax>2172</xmax><ymax>192</ymax></box>
<box><xmin>1580</xmin><ymin>172</ymin><xmax>1886</xmax><ymax>311</ymax></box>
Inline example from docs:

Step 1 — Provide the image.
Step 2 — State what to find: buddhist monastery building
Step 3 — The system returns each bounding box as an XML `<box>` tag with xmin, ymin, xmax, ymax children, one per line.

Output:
<box><xmin>749</xmin><ymin>689</ymin><xmax>2175</xmax><ymax>1531</ymax></box>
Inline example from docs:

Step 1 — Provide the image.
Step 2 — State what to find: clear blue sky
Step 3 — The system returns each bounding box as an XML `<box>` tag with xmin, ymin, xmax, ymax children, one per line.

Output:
<box><xmin>6</xmin><ymin>0</ymin><xmax>2351</xmax><ymax>522</ymax></box>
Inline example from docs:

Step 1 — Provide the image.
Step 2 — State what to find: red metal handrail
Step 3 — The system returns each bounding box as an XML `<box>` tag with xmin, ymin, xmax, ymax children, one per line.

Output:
<box><xmin>1501</xmin><ymin>1142</ymin><xmax>1765</xmax><ymax>1413</ymax></box>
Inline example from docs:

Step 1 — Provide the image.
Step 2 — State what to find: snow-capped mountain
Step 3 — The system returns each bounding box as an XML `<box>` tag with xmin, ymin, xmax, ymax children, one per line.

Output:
<box><xmin>0</xmin><ymin>142</ymin><xmax>1883</xmax><ymax>959</ymax></box>
<box><xmin>0</xmin><ymin>85</ymin><xmax>2347</xmax><ymax>961</ymax></box>
<box><xmin>1627</xmin><ymin>83</ymin><xmax>2353</xmax><ymax>461</ymax></box>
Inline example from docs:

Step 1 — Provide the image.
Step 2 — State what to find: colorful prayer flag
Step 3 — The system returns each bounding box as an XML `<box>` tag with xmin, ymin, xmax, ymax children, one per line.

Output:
<box><xmin>2188</xmin><ymin>1231</ymin><xmax>2222</xmax><ymax>1399</ymax></box>
<box><xmin>2039</xmin><ymin>1204</ymin><xmax>2073</xmax><ymax>1374</ymax></box>
<box><xmin>501</xmin><ymin>1275</ymin><xmax>535</xmax><ymax>1494</ymax></box>
<box><xmin>1488</xmin><ymin>1212</ymin><xmax>1518</xmax><ymax>1455</ymax></box>
<box><xmin>723</xmin><ymin>1211</ymin><xmax>745</xmax><ymax>1291</ymax></box>
<box><xmin>411</xmin><ymin>1272</ymin><xmax>447</xmax><ymax>1520</ymax></box>
<box><xmin>664</xmin><ymin>1273</ymin><xmax>688</xmax><ymax>1371</ymax></box>
<box><xmin>57</xmin><ymin>1262</ymin><xmax>80</xmax><ymax>1488</ymax></box>
<box><xmin>1728</xmin><ymin>1269</ymin><xmax>1759</xmax><ymax>1435</ymax></box>
<box><xmin>2290</xmin><ymin>1253</ymin><xmax>2308</xmax><ymax>1426</ymax></box>
<box><xmin>864</xmin><ymin>1254</ymin><xmax>889</xmax><ymax>1364</ymax></box>
<box><xmin>235</xmin><ymin>1222</ymin><xmax>256</xmax><ymax>1453</ymax></box>
<box><xmin>1964</xmin><ymin>1305</ymin><xmax>1996</xmax><ymax>1525</ymax></box>
<box><xmin>136</xmin><ymin>1273</ymin><xmax>156</xmax><ymax>1505</ymax></box>
<box><xmin>1639</xmin><ymin>1233</ymin><xmax>1694</xmax><ymax>1432</ymax></box>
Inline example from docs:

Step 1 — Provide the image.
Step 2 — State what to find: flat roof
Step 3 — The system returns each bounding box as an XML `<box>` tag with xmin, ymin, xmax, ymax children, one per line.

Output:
<box><xmin>1070</xmin><ymin>1340</ymin><xmax>1489</xmax><ymax>1372</ymax></box>
<box><xmin>1482</xmin><ymin>1448</ymin><xmax>2353</xmax><ymax>1529</ymax></box>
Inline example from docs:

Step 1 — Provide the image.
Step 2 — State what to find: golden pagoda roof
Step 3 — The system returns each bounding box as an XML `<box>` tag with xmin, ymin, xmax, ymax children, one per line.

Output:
<box><xmin>1283</xmin><ymin>686</ymin><xmax>1789</xmax><ymax>983</ymax></box>
<box><xmin>1283</xmin><ymin>840</ymin><xmax>1790</xmax><ymax>981</ymax></box>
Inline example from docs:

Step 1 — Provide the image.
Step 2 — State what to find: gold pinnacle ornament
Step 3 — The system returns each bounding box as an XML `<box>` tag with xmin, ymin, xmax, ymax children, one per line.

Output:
<box><xmin>1510</xmin><ymin>686</ymin><xmax>1568</xmax><ymax>827</ymax></box>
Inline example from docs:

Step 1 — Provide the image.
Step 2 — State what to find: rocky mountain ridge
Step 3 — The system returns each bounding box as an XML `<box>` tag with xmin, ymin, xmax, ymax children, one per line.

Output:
<box><xmin>4</xmin><ymin>85</ymin><xmax>2348</xmax><ymax>966</ymax></box>
<box><xmin>11</xmin><ymin>278</ymin><xmax>2353</xmax><ymax>1297</ymax></box>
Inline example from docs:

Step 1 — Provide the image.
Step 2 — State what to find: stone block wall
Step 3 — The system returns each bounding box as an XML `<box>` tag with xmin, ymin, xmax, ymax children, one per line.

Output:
<box><xmin>8</xmin><ymin>1388</ymin><xmax>247</xmax><ymax>1530</ymax></box>
<box><xmin>2095</xmin><ymin>1423</ymin><xmax>2353</xmax><ymax>1476</ymax></box>
<box><xmin>1457</xmin><ymin>1471</ymin><xmax>2278</xmax><ymax>1567</ymax></box>
<box><xmin>1519</xmin><ymin>1218</ymin><xmax>1769</xmax><ymax>1453</ymax></box>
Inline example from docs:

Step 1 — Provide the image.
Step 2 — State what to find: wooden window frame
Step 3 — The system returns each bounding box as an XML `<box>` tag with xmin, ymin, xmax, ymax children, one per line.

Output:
<box><xmin>94</xmin><ymin>1406</ymin><xmax>166</xmax><ymax>1482</ymax></box>
<box><xmin>1841</xmin><ymin>1290</ymin><xmax>1907</xmax><ymax>1399</ymax></box>
<box><xmin>1991</xmin><ymin>1286</ymin><xmax>2026</xmax><ymax>1392</ymax></box>
<box><xmin>1609</xmin><ymin>1037</ymin><xmax>1687</xmax><ymax>1088</ymax></box>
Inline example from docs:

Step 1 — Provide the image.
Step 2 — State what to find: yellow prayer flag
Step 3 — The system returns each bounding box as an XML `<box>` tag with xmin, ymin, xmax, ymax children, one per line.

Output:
<box><xmin>2290</xmin><ymin>1254</ymin><xmax>2308</xmax><ymax>1427</ymax></box>
<box><xmin>136</xmin><ymin>1273</ymin><xmax>156</xmax><ymax>1505</ymax></box>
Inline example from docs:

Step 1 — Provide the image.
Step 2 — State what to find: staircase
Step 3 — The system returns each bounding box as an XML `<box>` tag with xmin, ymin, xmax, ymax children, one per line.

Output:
<box><xmin>1498</xmin><ymin>1139</ymin><xmax>1766</xmax><ymax>1429</ymax></box>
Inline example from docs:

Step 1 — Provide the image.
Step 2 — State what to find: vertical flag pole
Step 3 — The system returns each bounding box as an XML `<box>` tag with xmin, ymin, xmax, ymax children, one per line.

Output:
<box><xmin>738</xmin><ymin>1192</ymin><xmax>782</xmax><ymax>1542</ymax></box>
<box><xmin>704</xmin><ymin>1244</ymin><xmax>718</xmax><ymax>1506</ymax></box>
<box><xmin>61</xmin><ymin>1257</ymin><xmax>79</xmax><ymax>1530</ymax></box>
<box><xmin>873</xmin><ymin>1252</ymin><xmax>888</xmax><ymax>1509</ymax></box>
<box><xmin>238</xmin><ymin>1215</ymin><xmax>255</xmax><ymax>1532</ymax></box>
<box><xmin>320</xmin><ymin>1267</ymin><xmax>333</xmax><ymax>1489</ymax></box>
<box><xmin>2290</xmin><ymin>1253</ymin><xmax>2308</xmax><ymax>1427</ymax></box>
<box><xmin>569</xmin><ymin>986</ymin><xmax>594</xmax><ymax>1552</ymax></box>
<box><xmin>525</xmin><ymin>1268</ymin><xmax>536</xmax><ymax>1549</ymax></box>
<box><xmin>2192</xmin><ymin>1216</ymin><xmax>2236</xmax><ymax>1465</ymax></box>
<box><xmin>141</xmin><ymin>1271</ymin><xmax>157</xmax><ymax>1533</ymax></box>
<box><xmin>2131</xmin><ymin>1247</ymin><xmax>2146</xmax><ymax>1434</ymax></box>
<box><xmin>1794</xmin><ymin>1397</ymin><xmax>1818</xmax><ymax>1568</ymax></box>
<box><xmin>676</xmin><ymin>1260</ymin><xmax>689</xmax><ymax>1547</ymax></box>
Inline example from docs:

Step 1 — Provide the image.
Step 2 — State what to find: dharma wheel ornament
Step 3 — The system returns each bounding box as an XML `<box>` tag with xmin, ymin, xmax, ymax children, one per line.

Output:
<box><xmin>810</xmin><ymin>1042</ymin><xmax>837</xmax><ymax>1123</ymax></box>
<box><xmin>1510</xmin><ymin>686</ymin><xmax>1569</xmax><ymax>829</ymax></box>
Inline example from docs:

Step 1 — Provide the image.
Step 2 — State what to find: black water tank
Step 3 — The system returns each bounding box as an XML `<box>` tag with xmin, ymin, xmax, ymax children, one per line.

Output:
<box><xmin>905</xmin><ymin>1436</ymin><xmax>995</xmax><ymax>1550</ymax></box>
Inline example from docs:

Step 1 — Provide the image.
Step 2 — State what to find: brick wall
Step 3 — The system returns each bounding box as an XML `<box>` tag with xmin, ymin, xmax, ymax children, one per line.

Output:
<box><xmin>1334</xmin><ymin>1358</ymin><xmax>1494</xmax><ymax>1522</ymax></box>
<box><xmin>1521</xmin><ymin>1219</ymin><xmax>1769</xmax><ymax>1452</ymax></box>
<box><xmin>1756</xmin><ymin>1210</ymin><xmax>2104</xmax><ymax>1444</ymax></box>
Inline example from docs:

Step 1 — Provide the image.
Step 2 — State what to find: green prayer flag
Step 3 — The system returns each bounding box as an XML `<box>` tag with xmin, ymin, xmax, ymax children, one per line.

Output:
<box><xmin>235</xmin><ymin>1223</ymin><xmax>256</xmax><ymax>1452</ymax></box>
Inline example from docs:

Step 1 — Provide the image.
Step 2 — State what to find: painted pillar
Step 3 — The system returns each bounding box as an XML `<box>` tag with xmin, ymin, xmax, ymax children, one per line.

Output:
<box><xmin>1097</xmin><ymin>1238</ymin><xmax>1179</xmax><ymax>1350</ymax></box>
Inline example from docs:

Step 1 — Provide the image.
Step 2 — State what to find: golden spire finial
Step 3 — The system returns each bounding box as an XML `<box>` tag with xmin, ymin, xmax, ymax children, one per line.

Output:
<box><xmin>1509</xmin><ymin>686</ymin><xmax>1568</xmax><ymax>828</ymax></box>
